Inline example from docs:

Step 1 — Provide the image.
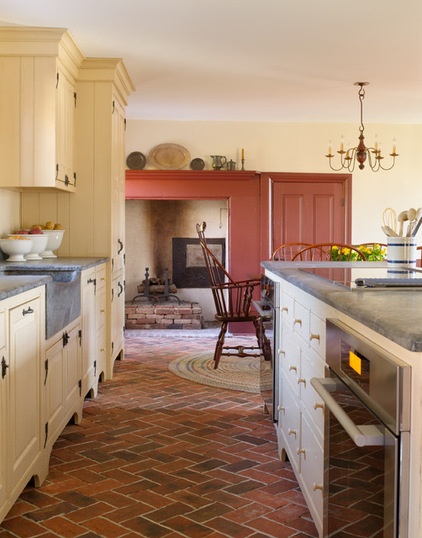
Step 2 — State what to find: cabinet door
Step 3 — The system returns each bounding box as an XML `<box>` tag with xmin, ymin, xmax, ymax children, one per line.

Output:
<box><xmin>110</xmin><ymin>272</ymin><xmax>125</xmax><ymax>375</ymax></box>
<box><xmin>64</xmin><ymin>323</ymin><xmax>82</xmax><ymax>419</ymax></box>
<box><xmin>44</xmin><ymin>335</ymin><xmax>65</xmax><ymax>448</ymax></box>
<box><xmin>111</xmin><ymin>96</ymin><xmax>126</xmax><ymax>274</ymax></box>
<box><xmin>8</xmin><ymin>296</ymin><xmax>42</xmax><ymax>493</ymax></box>
<box><xmin>55</xmin><ymin>67</ymin><xmax>76</xmax><ymax>191</ymax></box>
<box><xmin>81</xmin><ymin>269</ymin><xmax>97</xmax><ymax>397</ymax></box>
<box><xmin>96</xmin><ymin>265</ymin><xmax>107</xmax><ymax>380</ymax></box>
<box><xmin>0</xmin><ymin>309</ymin><xmax>7</xmax><ymax>509</ymax></box>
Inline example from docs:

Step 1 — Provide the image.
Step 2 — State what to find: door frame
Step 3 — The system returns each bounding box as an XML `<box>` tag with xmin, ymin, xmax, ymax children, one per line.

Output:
<box><xmin>260</xmin><ymin>172</ymin><xmax>352</xmax><ymax>260</ymax></box>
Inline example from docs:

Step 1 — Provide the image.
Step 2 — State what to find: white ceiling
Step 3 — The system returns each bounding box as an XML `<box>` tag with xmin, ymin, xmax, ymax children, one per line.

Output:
<box><xmin>1</xmin><ymin>0</ymin><xmax>422</xmax><ymax>123</ymax></box>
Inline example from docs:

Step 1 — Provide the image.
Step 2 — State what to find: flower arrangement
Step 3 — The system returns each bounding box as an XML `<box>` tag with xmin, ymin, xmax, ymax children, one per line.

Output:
<box><xmin>331</xmin><ymin>243</ymin><xmax>387</xmax><ymax>262</ymax></box>
<box><xmin>330</xmin><ymin>244</ymin><xmax>387</xmax><ymax>262</ymax></box>
<box><xmin>357</xmin><ymin>244</ymin><xmax>387</xmax><ymax>261</ymax></box>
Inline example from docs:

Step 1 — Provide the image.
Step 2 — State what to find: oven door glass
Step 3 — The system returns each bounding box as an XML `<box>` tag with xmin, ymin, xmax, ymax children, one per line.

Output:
<box><xmin>314</xmin><ymin>374</ymin><xmax>399</xmax><ymax>538</ymax></box>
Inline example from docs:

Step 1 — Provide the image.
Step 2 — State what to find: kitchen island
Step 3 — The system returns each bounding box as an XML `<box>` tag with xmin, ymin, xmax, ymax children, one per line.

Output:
<box><xmin>261</xmin><ymin>261</ymin><xmax>422</xmax><ymax>538</ymax></box>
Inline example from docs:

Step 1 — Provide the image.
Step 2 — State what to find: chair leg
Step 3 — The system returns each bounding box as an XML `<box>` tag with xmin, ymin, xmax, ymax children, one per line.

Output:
<box><xmin>214</xmin><ymin>321</ymin><xmax>228</xmax><ymax>369</ymax></box>
<box><xmin>253</xmin><ymin>317</ymin><xmax>262</xmax><ymax>348</ymax></box>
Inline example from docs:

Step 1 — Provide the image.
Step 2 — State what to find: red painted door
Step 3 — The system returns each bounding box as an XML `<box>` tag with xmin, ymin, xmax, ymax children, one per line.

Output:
<box><xmin>272</xmin><ymin>177</ymin><xmax>350</xmax><ymax>250</ymax></box>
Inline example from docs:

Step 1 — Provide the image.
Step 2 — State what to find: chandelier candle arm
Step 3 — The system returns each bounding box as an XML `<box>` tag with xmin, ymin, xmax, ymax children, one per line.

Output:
<box><xmin>326</xmin><ymin>82</ymin><xmax>398</xmax><ymax>172</ymax></box>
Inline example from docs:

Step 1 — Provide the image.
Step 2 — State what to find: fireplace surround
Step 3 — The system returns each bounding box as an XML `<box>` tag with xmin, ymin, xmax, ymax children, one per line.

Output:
<box><xmin>125</xmin><ymin>169</ymin><xmax>262</xmax><ymax>332</ymax></box>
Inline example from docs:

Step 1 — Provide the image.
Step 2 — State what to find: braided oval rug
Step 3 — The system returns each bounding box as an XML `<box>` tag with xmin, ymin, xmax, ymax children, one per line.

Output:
<box><xmin>168</xmin><ymin>352</ymin><xmax>265</xmax><ymax>393</ymax></box>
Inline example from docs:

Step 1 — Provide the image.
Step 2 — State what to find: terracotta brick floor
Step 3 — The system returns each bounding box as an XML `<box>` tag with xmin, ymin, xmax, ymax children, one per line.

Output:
<box><xmin>0</xmin><ymin>331</ymin><xmax>318</xmax><ymax>538</ymax></box>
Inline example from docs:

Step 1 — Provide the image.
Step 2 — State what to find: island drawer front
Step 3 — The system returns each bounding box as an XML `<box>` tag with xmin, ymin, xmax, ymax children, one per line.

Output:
<box><xmin>300</xmin><ymin>412</ymin><xmax>324</xmax><ymax>534</ymax></box>
<box><xmin>279</xmin><ymin>377</ymin><xmax>301</xmax><ymax>471</ymax></box>
<box><xmin>309</xmin><ymin>312</ymin><xmax>326</xmax><ymax>359</ymax></box>
<box><xmin>293</xmin><ymin>299</ymin><xmax>309</xmax><ymax>343</ymax></box>
<box><xmin>280</xmin><ymin>291</ymin><xmax>294</xmax><ymax>326</ymax></box>
<box><xmin>280</xmin><ymin>330</ymin><xmax>300</xmax><ymax>398</ymax></box>
<box><xmin>300</xmin><ymin>351</ymin><xmax>325</xmax><ymax>441</ymax></box>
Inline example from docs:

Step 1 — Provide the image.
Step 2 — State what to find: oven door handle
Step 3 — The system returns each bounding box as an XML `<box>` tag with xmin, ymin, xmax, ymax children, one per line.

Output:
<box><xmin>311</xmin><ymin>377</ymin><xmax>385</xmax><ymax>447</ymax></box>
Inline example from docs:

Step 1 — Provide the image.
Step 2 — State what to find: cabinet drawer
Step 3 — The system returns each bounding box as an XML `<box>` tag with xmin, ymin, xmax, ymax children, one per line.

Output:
<box><xmin>278</xmin><ymin>378</ymin><xmax>301</xmax><ymax>472</ymax></box>
<box><xmin>309</xmin><ymin>312</ymin><xmax>326</xmax><ymax>359</ymax></box>
<box><xmin>96</xmin><ymin>265</ymin><xmax>107</xmax><ymax>290</ymax></box>
<box><xmin>300</xmin><ymin>413</ymin><xmax>324</xmax><ymax>534</ymax></box>
<box><xmin>280</xmin><ymin>291</ymin><xmax>294</xmax><ymax>326</ymax></box>
<box><xmin>96</xmin><ymin>290</ymin><xmax>106</xmax><ymax>332</ymax></box>
<box><xmin>280</xmin><ymin>332</ymin><xmax>300</xmax><ymax>398</ymax></box>
<box><xmin>293</xmin><ymin>299</ymin><xmax>309</xmax><ymax>343</ymax></box>
<box><xmin>300</xmin><ymin>352</ymin><xmax>326</xmax><ymax>440</ymax></box>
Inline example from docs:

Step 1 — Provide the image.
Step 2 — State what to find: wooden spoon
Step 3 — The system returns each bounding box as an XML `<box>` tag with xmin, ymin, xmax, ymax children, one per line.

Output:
<box><xmin>397</xmin><ymin>210</ymin><xmax>409</xmax><ymax>236</ymax></box>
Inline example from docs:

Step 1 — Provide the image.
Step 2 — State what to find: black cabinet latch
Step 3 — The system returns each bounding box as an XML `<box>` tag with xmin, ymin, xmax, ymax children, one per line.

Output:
<box><xmin>1</xmin><ymin>356</ymin><xmax>8</xmax><ymax>379</ymax></box>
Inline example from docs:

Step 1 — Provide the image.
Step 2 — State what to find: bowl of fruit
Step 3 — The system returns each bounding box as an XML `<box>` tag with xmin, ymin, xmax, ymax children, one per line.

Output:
<box><xmin>11</xmin><ymin>227</ymin><xmax>49</xmax><ymax>260</ymax></box>
<box><xmin>0</xmin><ymin>236</ymin><xmax>33</xmax><ymax>262</ymax></box>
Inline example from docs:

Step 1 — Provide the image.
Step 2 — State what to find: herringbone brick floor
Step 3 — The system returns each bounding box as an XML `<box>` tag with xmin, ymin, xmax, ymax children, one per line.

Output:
<box><xmin>0</xmin><ymin>332</ymin><xmax>318</xmax><ymax>538</ymax></box>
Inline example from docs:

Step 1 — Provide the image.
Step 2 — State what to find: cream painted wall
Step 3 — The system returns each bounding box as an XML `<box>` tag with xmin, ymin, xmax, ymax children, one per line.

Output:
<box><xmin>0</xmin><ymin>188</ymin><xmax>21</xmax><ymax>238</ymax></box>
<box><xmin>126</xmin><ymin>120</ymin><xmax>422</xmax><ymax>245</ymax></box>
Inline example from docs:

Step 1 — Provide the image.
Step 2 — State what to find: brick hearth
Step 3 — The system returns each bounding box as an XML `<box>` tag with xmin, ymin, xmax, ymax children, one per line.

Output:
<box><xmin>125</xmin><ymin>300</ymin><xmax>203</xmax><ymax>329</ymax></box>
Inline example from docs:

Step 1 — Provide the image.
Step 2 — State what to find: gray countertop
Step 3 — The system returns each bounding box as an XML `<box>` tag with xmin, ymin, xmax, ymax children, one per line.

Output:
<box><xmin>0</xmin><ymin>257</ymin><xmax>108</xmax><ymax>301</ymax></box>
<box><xmin>0</xmin><ymin>275</ymin><xmax>51</xmax><ymax>301</ymax></box>
<box><xmin>262</xmin><ymin>261</ymin><xmax>422</xmax><ymax>352</ymax></box>
<box><xmin>0</xmin><ymin>257</ymin><xmax>108</xmax><ymax>272</ymax></box>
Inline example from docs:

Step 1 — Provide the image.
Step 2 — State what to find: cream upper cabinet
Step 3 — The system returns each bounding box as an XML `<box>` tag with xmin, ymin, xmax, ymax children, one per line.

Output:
<box><xmin>21</xmin><ymin>57</ymin><xmax>134</xmax><ymax>379</ymax></box>
<box><xmin>0</xmin><ymin>27</ymin><xmax>84</xmax><ymax>190</ymax></box>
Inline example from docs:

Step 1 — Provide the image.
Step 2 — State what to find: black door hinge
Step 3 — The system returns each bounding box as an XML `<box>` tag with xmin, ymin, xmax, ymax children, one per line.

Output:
<box><xmin>78</xmin><ymin>379</ymin><xmax>82</xmax><ymax>396</ymax></box>
<box><xmin>44</xmin><ymin>359</ymin><xmax>49</xmax><ymax>385</ymax></box>
<box><xmin>44</xmin><ymin>422</ymin><xmax>49</xmax><ymax>448</ymax></box>
<box><xmin>1</xmin><ymin>356</ymin><xmax>8</xmax><ymax>379</ymax></box>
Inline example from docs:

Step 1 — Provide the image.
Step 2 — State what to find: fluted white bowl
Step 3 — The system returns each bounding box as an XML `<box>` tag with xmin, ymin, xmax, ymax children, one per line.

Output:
<box><xmin>41</xmin><ymin>230</ymin><xmax>65</xmax><ymax>258</ymax></box>
<box><xmin>0</xmin><ymin>238</ymin><xmax>33</xmax><ymax>262</ymax></box>
<box><xmin>25</xmin><ymin>234</ymin><xmax>49</xmax><ymax>260</ymax></box>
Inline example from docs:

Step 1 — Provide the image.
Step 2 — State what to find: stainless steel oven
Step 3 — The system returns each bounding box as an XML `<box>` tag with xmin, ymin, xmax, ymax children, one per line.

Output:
<box><xmin>254</xmin><ymin>274</ymin><xmax>279</xmax><ymax>422</ymax></box>
<box><xmin>312</xmin><ymin>319</ymin><xmax>411</xmax><ymax>538</ymax></box>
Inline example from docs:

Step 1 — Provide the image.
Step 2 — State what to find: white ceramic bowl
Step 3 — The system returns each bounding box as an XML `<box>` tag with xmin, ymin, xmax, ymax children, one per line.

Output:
<box><xmin>0</xmin><ymin>237</ymin><xmax>33</xmax><ymax>262</ymax></box>
<box><xmin>25</xmin><ymin>234</ymin><xmax>49</xmax><ymax>260</ymax></box>
<box><xmin>41</xmin><ymin>230</ymin><xmax>65</xmax><ymax>258</ymax></box>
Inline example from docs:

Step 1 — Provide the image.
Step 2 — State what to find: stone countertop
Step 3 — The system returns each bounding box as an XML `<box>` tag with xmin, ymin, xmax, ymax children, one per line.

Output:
<box><xmin>261</xmin><ymin>261</ymin><xmax>422</xmax><ymax>352</ymax></box>
<box><xmin>0</xmin><ymin>275</ymin><xmax>51</xmax><ymax>301</ymax></box>
<box><xmin>0</xmin><ymin>257</ymin><xmax>108</xmax><ymax>273</ymax></box>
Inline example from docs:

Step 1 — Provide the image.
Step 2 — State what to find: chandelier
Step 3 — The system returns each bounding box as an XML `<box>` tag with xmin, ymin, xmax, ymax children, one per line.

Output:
<box><xmin>326</xmin><ymin>82</ymin><xmax>398</xmax><ymax>172</ymax></box>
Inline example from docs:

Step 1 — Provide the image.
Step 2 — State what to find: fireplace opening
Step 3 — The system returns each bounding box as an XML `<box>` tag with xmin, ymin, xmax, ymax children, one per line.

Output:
<box><xmin>125</xmin><ymin>199</ymin><xmax>228</xmax><ymax>326</ymax></box>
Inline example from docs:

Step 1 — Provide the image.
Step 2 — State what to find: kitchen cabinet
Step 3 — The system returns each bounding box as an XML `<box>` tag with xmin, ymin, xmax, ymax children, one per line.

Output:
<box><xmin>96</xmin><ymin>265</ymin><xmax>107</xmax><ymax>379</ymax></box>
<box><xmin>0</xmin><ymin>308</ymin><xmax>6</xmax><ymax>511</ymax></box>
<box><xmin>0</xmin><ymin>287</ymin><xmax>47</xmax><ymax>523</ymax></box>
<box><xmin>44</xmin><ymin>318</ymin><xmax>82</xmax><ymax>455</ymax></box>
<box><xmin>111</xmin><ymin>271</ymin><xmax>125</xmax><ymax>369</ymax></box>
<box><xmin>81</xmin><ymin>263</ymin><xmax>107</xmax><ymax>398</ymax></box>
<box><xmin>0</xmin><ymin>27</ymin><xmax>84</xmax><ymax>190</ymax></box>
<box><xmin>81</xmin><ymin>267</ymin><xmax>99</xmax><ymax>398</ymax></box>
<box><xmin>276</xmin><ymin>279</ymin><xmax>331</xmax><ymax>537</ymax></box>
<box><xmin>21</xmin><ymin>58</ymin><xmax>134</xmax><ymax>379</ymax></box>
